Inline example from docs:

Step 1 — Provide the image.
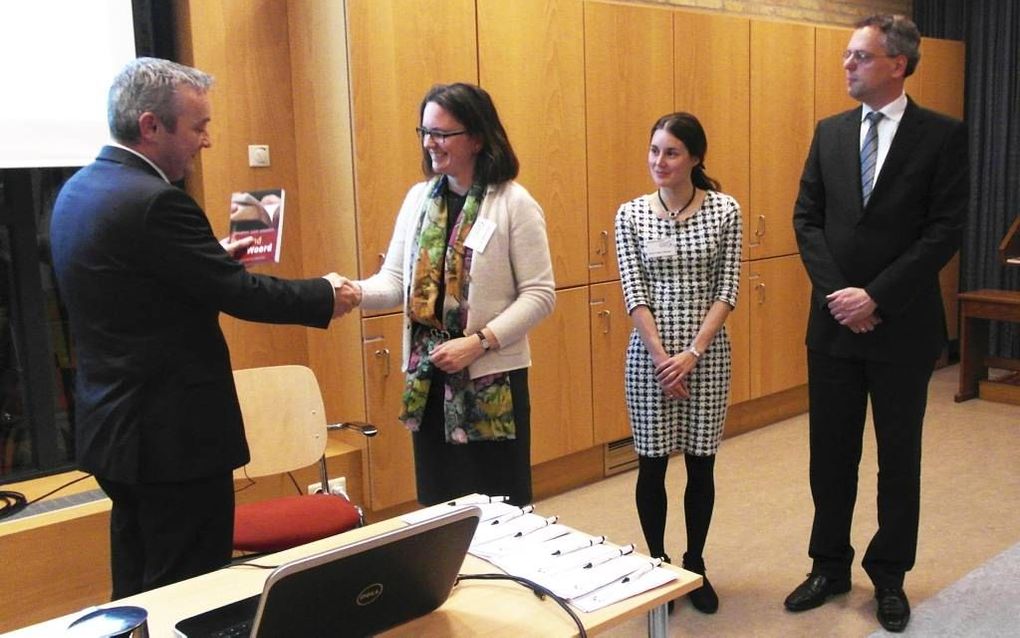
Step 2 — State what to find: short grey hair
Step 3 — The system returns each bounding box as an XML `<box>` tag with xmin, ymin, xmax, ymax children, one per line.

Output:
<box><xmin>108</xmin><ymin>57</ymin><xmax>214</xmax><ymax>144</ymax></box>
<box><xmin>855</xmin><ymin>14</ymin><xmax>922</xmax><ymax>77</ymax></box>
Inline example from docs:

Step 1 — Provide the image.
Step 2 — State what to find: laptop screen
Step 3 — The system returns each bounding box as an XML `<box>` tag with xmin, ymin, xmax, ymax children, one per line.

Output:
<box><xmin>175</xmin><ymin>505</ymin><xmax>481</xmax><ymax>638</ymax></box>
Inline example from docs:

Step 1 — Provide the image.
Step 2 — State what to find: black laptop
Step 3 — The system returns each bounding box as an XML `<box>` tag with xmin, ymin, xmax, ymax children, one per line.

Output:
<box><xmin>174</xmin><ymin>506</ymin><xmax>481</xmax><ymax>638</ymax></box>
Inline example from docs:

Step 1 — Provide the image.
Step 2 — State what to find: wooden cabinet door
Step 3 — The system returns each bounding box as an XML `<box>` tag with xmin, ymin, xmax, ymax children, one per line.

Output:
<box><xmin>676</xmin><ymin>12</ymin><xmax>751</xmax><ymax>261</ymax></box>
<box><xmin>728</xmin><ymin>263</ymin><xmax>751</xmax><ymax>405</ymax></box>
<box><xmin>815</xmin><ymin>26</ymin><xmax>856</xmax><ymax>121</ymax></box>
<box><xmin>361</xmin><ymin>313</ymin><xmax>415</xmax><ymax>510</ymax></box>
<box><xmin>529</xmin><ymin>287</ymin><xmax>594</xmax><ymax>464</ymax></box>
<box><xmin>748</xmin><ymin>254</ymin><xmax>811</xmax><ymax>397</ymax></box>
<box><xmin>346</xmin><ymin>0</ymin><xmax>477</xmax><ymax>281</ymax></box>
<box><xmin>589</xmin><ymin>281</ymin><xmax>631</xmax><ymax>445</ymax></box>
<box><xmin>478</xmin><ymin>0</ymin><xmax>587</xmax><ymax>289</ymax></box>
<box><xmin>584</xmin><ymin>1</ymin><xmax>673</xmax><ymax>284</ymax></box>
<box><xmin>749</xmin><ymin>20</ymin><xmax>814</xmax><ymax>260</ymax></box>
<box><xmin>915</xmin><ymin>38</ymin><xmax>965</xmax><ymax>342</ymax></box>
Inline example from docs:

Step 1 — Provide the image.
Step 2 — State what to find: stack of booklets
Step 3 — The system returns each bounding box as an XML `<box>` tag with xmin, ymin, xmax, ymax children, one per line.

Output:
<box><xmin>402</xmin><ymin>494</ymin><xmax>676</xmax><ymax>612</ymax></box>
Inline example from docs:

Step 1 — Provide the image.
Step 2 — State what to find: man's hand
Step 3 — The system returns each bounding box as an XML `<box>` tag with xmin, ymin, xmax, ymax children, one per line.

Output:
<box><xmin>220</xmin><ymin>235</ymin><xmax>255</xmax><ymax>260</ymax></box>
<box><xmin>323</xmin><ymin>274</ymin><xmax>361</xmax><ymax>318</ymax></box>
<box><xmin>826</xmin><ymin>287</ymin><xmax>878</xmax><ymax>326</ymax></box>
<box><xmin>846</xmin><ymin>314</ymin><xmax>883</xmax><ymax>334</ymax></box>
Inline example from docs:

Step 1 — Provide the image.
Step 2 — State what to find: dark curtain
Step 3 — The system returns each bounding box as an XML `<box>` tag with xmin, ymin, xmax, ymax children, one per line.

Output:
<box><xmin>132</xmin><ymin>0</ymin><xmax>177</xmax><ymax>59</ymax></box>
<box><xmin>916</xmin><ymin>0</ymin><xmax>1020</xmax><ymax>358</ymax></box>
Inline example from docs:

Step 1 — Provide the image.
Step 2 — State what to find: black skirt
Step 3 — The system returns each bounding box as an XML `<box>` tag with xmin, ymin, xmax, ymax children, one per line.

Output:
<box><xmin>412</xmin><ymin>368</ymin><xmax>532</xmax><ymax>506</ymax></box>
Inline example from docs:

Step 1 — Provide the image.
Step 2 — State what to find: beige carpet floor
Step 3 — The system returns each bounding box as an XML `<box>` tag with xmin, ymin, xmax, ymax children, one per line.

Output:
<box><xmin>536</xmin><ymin>364</ymin><xmax>1019</xmax><ymax>637</ymax></box>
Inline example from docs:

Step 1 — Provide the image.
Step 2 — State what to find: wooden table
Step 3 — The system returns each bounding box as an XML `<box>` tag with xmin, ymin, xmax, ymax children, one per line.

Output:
<box><xmin>7</xmin><ymin>514</ymin><xmax>700</xmax><ymax>638</ymax></box>
<box><xmin>955</xmin><ymin>289</ymin><xmax>1020</xmax><ymax>403</ymax></box>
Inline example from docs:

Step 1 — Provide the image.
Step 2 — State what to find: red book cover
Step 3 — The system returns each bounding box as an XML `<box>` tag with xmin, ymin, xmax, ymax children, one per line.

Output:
<box><xmin>229</xmin><ymin>188</ymin><xmax>285</xmax><ymax>265</ymax></box>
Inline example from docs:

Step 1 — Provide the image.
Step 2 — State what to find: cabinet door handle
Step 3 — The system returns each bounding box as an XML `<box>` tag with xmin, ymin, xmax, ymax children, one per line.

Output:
<box><xmin>374</xmin><ymin>347</ymin><xmax>390</xmax><ymax>377</ymax></box>
<box><xmin>597</xmin><ymin>309</ymin><xmax>611</xmax><ymax>335</ymax></box>
<box><xmin>594</xmin><ymin>230</ymin><xmax>609</xmax><ymax>256</ymax></box>
<box><xmin>378</xmin><ymin>252</ymin><xmax>386</xmax><ymax>270</ymax></box>
<box><xmin>755</xmin><ymin>282</ymin><xmax>766</xmax><ymax>304</ymax></box>
<box><xmin>755</xmin><ymin>214</ymin><xmax>766</xmax><ymax>238</ymax></box>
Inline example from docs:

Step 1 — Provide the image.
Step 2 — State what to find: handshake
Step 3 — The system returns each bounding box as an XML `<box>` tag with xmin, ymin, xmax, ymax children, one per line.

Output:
<box><xmin>323</xmin><ymin>273</ymin><xmax>362</xmax><ymax>318</ymax></box>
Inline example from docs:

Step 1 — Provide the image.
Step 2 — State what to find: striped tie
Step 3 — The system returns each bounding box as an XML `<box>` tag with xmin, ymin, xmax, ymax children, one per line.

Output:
<box><xmin>860</xmin><ymin>111</ymin><xmax>884</xmax><ymax>206</ymax></box>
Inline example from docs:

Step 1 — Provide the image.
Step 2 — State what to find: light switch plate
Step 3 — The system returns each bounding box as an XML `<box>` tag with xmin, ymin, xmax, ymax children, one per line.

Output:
<box><xmin>248</xmin><ymin>144</ymin><xmax>270</xmax><ymax>167</ymax></box>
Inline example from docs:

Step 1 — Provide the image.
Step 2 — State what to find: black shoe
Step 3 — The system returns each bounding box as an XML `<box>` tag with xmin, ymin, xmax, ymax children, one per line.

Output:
<box><xmin>682</xmin><ymin>554</ymin><xmax>719</xmax><ymax>614</ymax></box>
<box><xmin>784</xmin><ymin>573</ymin><xmax>851</xmax><ymax>611</ymax></box>
<box><xmin>875</xmin><ymin>587</ymin><xmax>910</xmax><ymax>632</ymax></box>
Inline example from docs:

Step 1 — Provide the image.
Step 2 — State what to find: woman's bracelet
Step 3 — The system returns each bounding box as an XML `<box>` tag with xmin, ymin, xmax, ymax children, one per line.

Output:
<box><xmin>686</xmin><ymin>345</ymin><xmax>702</xmax><ymax>359</ymax></box>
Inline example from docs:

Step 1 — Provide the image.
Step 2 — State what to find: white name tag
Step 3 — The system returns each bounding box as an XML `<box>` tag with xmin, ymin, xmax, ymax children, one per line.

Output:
<box><xmin>644</xmin><ymin>236</ymin><xmax>677</xmax><ymax>259</ymax></box>
<box><xmin>465</xmin><ymin>217</ymin><xmax>497</xmax><ymax>253</ymax></box>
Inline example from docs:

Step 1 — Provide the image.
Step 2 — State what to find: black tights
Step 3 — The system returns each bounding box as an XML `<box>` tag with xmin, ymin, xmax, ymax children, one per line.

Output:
<box><xmin>635</xmin><ymin>453</ymin><xmax>716</xmax><ymax>562</ymax></box>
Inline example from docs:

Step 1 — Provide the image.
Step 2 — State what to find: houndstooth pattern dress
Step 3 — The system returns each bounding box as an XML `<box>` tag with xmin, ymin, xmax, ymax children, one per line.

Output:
<box><xmin>615</xmin><ymin>190</ymin><xmax>742</xmax><ymax>457</ymax></box>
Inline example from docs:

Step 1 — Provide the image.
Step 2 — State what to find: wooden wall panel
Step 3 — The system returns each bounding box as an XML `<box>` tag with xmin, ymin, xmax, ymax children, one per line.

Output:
<box><xmin>179</xmin><ymin>0</ymin><xmax>311</xmax><ymax>371</ymax></box>
<box><xmin>589</xmin><ymin>281</ymin><xmax>631</xmax><ymax>445</ymax></box>
<box><xmin>585</xmin><ymin>1</ymin><xmax>673</xmax><ymax>284</ymax></box>
<box><xmin>286</xmin><ymin>0</ymin><xmax>366</xmax><ymax>425</ymax></box>
<box><xmin>346</xmin><ymin>0</ymin><xmax>477</xmax><ymax>280</ymax></box>
<box><xmin>675</xmin><ymin>12</ymin><xmax>751</xmax><ymax>260</ymax></box>
<box><xmin>815</xmin><ymin>26</ymin><xmax>856</xmax><ymax>121</ymax></box>
<box><xmin>750</xmin><ymin>20</ymin><xmax>815</xmax><ymax>261</ymax></box>
<box><xmin>478</xmin><ymin>0</ymin><xmax>588</xmax><ymax>289</ymax></box>
<box><xmin>749</xmin><ymin>254</ymin><xmax>811</xmax><ymax>397</ymax></box>
<box><xmin>530</xmin><ymin>287</ymin><xmax>594</xmax><ymax>464</ymax></box>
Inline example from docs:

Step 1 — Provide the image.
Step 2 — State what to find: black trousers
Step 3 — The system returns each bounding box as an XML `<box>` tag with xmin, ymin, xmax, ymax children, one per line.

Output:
<box><xmin>806</xmin><ymin>349</ymin><xmax>934</xmax><ymax>589</ymax></box>
<box><xmin>412</xmin><ymin>368</ymin><xmax>532</xmax><ymax>506</ymax></box>
<box><xmin>97</xmin><ymin>473</ymin><xmax>234</xmax><ymax>599</ymax></box>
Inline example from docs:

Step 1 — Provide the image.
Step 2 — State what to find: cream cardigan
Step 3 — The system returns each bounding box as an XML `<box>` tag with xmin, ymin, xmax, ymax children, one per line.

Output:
<box><xmin>357</xmin><ymin>180</ymin><xmax>556</xmax><ymax>379</ymax></box>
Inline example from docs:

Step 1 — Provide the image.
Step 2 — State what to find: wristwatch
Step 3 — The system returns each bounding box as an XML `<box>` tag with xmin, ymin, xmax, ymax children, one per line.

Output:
<box><xmin>475</xmin><ymin>330</ymin><xmax>491</xmax><ymax>351</ymax></box>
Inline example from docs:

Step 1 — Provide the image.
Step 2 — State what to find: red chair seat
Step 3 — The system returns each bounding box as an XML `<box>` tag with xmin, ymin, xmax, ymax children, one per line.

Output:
<box><xmin>233</xmin><ymin>494</ymin><xmax>361</xmax><ymax>553</ymax></box>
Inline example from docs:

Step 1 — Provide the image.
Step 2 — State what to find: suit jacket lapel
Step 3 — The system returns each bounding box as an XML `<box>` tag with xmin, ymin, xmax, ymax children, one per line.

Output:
<box><xmin>836</xmin><ymin>107</ymin><xmax>866</xmax><ymax>220</ymax></box>
<box><xmin>98</xmin><ymin>145</ymin><xmax>165</xmax><ymax>180</ymax></box>
<box><xmin>865</xmin><ymin>98</ymin><xmax>923</xmax><ymax>211</ymax></box>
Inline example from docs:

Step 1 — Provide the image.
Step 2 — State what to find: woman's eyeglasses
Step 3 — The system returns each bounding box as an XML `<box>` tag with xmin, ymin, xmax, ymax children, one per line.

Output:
<box><xmin>416</xmin><ymin>126</ymin><xmax>467</xmax><ymax>142</ymax></box>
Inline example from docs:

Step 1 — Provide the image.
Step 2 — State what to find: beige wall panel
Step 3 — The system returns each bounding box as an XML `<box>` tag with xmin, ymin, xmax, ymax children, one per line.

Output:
<box><xmin>361</xmin><ymin>313</ymin><xmax>416</xmax><ymax>510</ymax></box>
<box><xmin>584</xmin><ymin>1</ymin><xmax>673</xmax><ymax>284</ymax></box>
<box><xmin>815</xmin><ymin>26</ymin><xmax>857</xmax><ymax>121</ymax></box>
<box><xmin>287</xmin><ymin>0</ymin><xmax>366</xmax><ymax>422</ymax></box>
<box><xmin>750</xmin><ymin>20</ymin><xmax>815</xmax><ymax>260</ymax></box>
<box><xmin>749</xmin><ymin>254</ymin><xmax>811</xmax><ymax>397</ymax></box>
<box><xmin>530</xmin><ymin>287</ymin><xmax>595</xmax><ymax>464</ymax></box>
<box><xmin>675</xmin><ymin>12</ymin><xmax>751</xmax><ymax>260</ymax></box>
<box><xmin>347</xmin><ymin>0</ymin><xmax>477</xmax><ymax>280</ymax></box>
<box><xmin>589</xmin><ymin>281</ymin><xmax>631</xmax><ymax>445</ymax></box>
<box><xmin>182</xmin><ymin>0</ymin><xmax>312</xmax><ymax>370</ymax></box>
<box><xmin>478</xmin><ymin>0</ymin><xmax>588</xmax><ymax>289</ymax></box>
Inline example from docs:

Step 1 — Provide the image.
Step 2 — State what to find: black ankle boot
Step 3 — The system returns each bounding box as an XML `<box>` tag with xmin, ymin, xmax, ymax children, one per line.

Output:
<box><xmin>656</xmin><ymin>555</ymin><xmax>676</xmax><ymax>614</ymax></box>
<box><xmin>682</xmin><ymin>553</ymin><xmax>719</xmax><ymax>614</ymax></box>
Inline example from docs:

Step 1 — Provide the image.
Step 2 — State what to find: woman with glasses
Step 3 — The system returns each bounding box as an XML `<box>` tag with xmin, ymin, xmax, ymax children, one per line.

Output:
<box><xmin>347</xmin><ymin>83</ymin><xmax>555</xmax><ymax>507</ymax></box>
<box><xmin>614</xmin><ymin>112</ymin><xmax>742</xmax><ymax>614</ymax></box>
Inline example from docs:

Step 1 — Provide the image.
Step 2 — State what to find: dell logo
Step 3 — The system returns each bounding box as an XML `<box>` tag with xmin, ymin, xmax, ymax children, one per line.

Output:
<box><xmin>356</xmin><ymin>583</ymin><xmax>384</xmax><ymax>606</ymax></box>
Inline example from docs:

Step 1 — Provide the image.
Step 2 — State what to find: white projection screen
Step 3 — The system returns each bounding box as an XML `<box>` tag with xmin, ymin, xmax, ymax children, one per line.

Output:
<box><xmin>0</xmin><ymin>0</ymin><xmax>136</xmax><ymax>168</ymax></box>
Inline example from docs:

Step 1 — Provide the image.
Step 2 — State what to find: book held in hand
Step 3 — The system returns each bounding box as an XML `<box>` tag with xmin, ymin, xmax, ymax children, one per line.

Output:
<box><xmin>229</xmin><ymin>188</ymin><xmax>285</xmax><ymax>265</ymax></box>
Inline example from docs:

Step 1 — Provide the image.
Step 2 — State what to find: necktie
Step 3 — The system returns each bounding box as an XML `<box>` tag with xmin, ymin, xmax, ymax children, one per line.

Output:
<box><xmin>860</xmin><ymin>111</ymin><xmax>884</xmax><ymax>206</ymax></box>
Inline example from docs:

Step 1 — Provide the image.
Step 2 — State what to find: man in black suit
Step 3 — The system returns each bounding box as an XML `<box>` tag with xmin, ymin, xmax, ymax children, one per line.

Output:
<box><xmin>50</xmin><ymin>58</ymin><xmax>357</xmax><ymax>598</ymax></box>
<box><xmin>784</xmin><ymin>15</ymin><xmax>967</xmax><ymax>633</ymax></box>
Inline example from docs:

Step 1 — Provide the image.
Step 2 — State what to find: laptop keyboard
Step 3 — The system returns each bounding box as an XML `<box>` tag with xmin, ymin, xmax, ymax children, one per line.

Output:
<box><xmin>209</xmin><ymin>619</ymin><xmax>252</xmax><ymax>638</ymax></box>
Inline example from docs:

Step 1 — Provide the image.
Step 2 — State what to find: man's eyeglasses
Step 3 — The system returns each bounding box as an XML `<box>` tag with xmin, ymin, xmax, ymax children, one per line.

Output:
<box><xmin>415</xmin><ymin>126</ymin><xmax>467</xmax><ymax>142</ymax></box>
<box><xmin>842</xmin><ymin>49</ymin><xmax>897</xmax><ymax>64</ymax></box>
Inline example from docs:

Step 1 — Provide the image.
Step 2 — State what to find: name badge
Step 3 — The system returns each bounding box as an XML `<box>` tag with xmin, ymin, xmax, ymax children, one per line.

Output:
<box><xmin>465</xmin><ymin>217</ymin><xmax>497</xmax><ymax>253</ymax></box>
<box><xmin>644</xmin><ymin>236</ymin><xmax>677</xmax><ymax>259</ymax></box>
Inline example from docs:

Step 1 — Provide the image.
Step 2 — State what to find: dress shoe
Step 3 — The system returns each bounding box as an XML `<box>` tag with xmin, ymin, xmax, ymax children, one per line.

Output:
<box><xmin>784</xmin><ymin>573</ymin><xmax>851</xmax><ymax>611</ymax></box>
<box><xmin>682</xmin><ymin>554</ymin><xmax>719</xmax><ymax>614</ymax></box>
<box><xmin>875</xmin><ymin>587</ymin><xmax>910</xmax><ymax>632</ymax></box>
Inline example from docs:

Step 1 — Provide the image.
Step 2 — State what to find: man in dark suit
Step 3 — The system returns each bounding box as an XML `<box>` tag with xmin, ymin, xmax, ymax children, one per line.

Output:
<box><xmin>50</xmin><ymin>58</ymin><xmax>357</xmax><ymax>598</ymax></box>
<box><xmin>784</xmin><ymin>15</ymin><xmax>967</xmax><ymax>633</ymax></box>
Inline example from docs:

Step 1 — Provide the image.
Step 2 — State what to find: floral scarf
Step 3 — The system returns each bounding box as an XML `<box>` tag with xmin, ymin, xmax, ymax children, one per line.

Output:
<box><xmin>399</xmin><ymin>176</ymin><xmax>515</xmax><ymax>443</ymax></box>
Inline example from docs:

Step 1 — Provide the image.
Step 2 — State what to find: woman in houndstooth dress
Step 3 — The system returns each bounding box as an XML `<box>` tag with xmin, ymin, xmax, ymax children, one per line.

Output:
<box><xmin>614</xmin><ymin>113</ymin><xmax>741</xmax><ymax>614</ymax></box>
